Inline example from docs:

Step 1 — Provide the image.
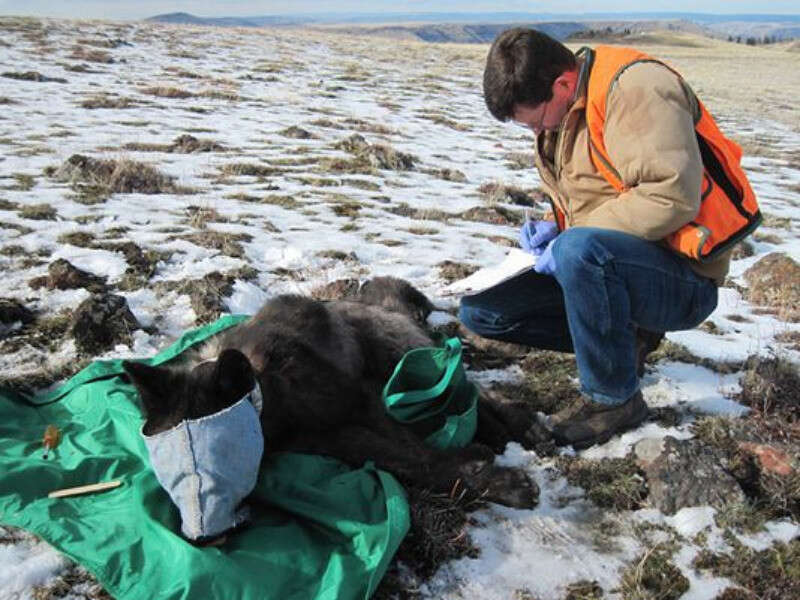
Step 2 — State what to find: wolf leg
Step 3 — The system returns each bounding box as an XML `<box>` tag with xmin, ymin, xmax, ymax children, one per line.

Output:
<box><xmin>283</xmin><ymin>400</ymin><xmax>538</xmax><ymax>509</ymax></box>
<box><xmin>475</xmin><ymin>391</ymin><xmax>552</xmax><ymax>453</ymax></box>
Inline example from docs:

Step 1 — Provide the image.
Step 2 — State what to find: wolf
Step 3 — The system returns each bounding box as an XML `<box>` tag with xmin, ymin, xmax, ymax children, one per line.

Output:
<box><xmin>124</xmin><ymin>277</ymin><xmax>541</xmax><ymax>539</ymax></box>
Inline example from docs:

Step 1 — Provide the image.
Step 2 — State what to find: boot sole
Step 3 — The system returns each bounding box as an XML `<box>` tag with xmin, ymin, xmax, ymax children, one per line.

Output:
<box><xmin>569</xmin><ymin>403</ymin><xmax>650</xmax><ymax>451</ymax></box>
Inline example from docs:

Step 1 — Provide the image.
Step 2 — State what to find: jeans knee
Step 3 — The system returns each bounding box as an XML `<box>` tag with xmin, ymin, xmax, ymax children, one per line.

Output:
<box><xmin>459</xmin><ymin>301</ymin><xmax>502</xmax><ymax>337</ymax></box>
<box><xmin>553</xmin><ymin>228</ymin><xmax>614</xmax><ymax>279</ymax></box>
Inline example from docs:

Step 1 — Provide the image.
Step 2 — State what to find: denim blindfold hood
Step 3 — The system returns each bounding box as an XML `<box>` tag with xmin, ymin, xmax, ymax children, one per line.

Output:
<box><xmin>143</xmin><ymin>392</ymin><xmax>264</xmax><ymax>541</ymax></box>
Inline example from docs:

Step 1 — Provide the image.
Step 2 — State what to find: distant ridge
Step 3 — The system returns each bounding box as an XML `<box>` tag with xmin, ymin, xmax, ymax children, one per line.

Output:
<box><xmin>340</xmin><ymin>22</ymin><xmax>589</xmax><ymax>43</ymax></box>
<box><xmin>144</xmin><ymin>12</ymin><xmax>800</xmax><ymax>42</ymax></box>
<box><xmin>146</xmin><ymin>12</ymin><xmax>303</xmax><ymax>27</ymax></box>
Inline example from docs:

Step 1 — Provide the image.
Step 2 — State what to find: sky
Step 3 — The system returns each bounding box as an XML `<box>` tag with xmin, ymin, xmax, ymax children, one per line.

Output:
<box><xmin>0</xmin><ymin>1</ymin><xmax>798</xmax><ymax>20</ymax></box>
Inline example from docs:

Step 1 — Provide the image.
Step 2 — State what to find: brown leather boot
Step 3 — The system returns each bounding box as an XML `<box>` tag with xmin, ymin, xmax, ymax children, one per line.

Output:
<box><xmin>543</xmin><ymin>391</ymin><xmax>649</xmax><ymax>450</ymax></box>
<box><xmin>636</xmin><ymin>329</ymin><xmax>665</xmax><ymax>377</ymax></box>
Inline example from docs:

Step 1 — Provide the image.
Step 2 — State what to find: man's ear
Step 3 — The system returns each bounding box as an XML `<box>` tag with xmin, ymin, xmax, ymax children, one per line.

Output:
<box><xmin>214</xmin><ymin>349</ymin><xmax>254</xmax><ymax>399</ymax></box>
<box><xmin>122</xmin><ymin>361</ymin><xmax>172</xmax><ymax>417</ymax></box>
<box><xmin>552</xmin><ymin>69</ymin><xmax>578</xmax><ymax>100</ymax></box>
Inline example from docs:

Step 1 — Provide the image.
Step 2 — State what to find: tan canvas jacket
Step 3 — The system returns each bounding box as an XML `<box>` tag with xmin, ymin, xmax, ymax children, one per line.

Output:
<box><xmin>533</xmin><ymin>57</ymin><xmax>731</xmax><ymax>284</ymax></box>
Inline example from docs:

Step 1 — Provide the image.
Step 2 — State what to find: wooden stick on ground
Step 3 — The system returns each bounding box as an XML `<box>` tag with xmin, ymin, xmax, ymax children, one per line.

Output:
<box><xmin>48</xmin><ymin>480</ymin><xmax>122</xmax><ymax>499</ymax></box>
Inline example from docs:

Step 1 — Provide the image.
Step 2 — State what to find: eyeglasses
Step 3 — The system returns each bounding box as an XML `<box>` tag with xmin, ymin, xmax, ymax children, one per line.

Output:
<box><xmin>511</xmin><ymin>100</ymin><xmax>551</xmax><ymax>135</ymax></box>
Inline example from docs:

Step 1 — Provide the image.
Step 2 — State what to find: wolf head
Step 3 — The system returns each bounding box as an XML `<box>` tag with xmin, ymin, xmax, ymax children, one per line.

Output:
<box><xmin>356</xmin><ymin>276</ymin><xmax>435</xmax><ymax>325</ymax></box>
<box><xmin>123</xmin><ymin>348</ymin><xmax>256</xmax><ymax>436</ymax></box>
<box><xmin>123</xmin><ymin>349</ymin><xmax>263</xmax><ymax>542</ymax></box>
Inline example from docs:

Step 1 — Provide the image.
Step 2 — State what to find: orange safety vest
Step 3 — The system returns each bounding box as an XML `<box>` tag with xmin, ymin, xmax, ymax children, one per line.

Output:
<box><xmin>579</xmin><ymin>45</ymin><xmax>761</xmax><ymax>263</ymax></box>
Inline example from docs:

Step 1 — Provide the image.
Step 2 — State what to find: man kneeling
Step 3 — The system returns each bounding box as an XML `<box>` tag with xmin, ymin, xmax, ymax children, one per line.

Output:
<box><xmin>460</xmin><ymin>29</ymin><xmax>759</xmax><ymax>449</ymax></box>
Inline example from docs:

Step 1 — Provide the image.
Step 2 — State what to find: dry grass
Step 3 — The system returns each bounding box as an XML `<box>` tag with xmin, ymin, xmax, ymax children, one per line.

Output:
<box><xmin>69</xmin><ymin>45</ymin><xmax>114</xmax><ymax>63</ymax></box>
<box><xmin>140</xmin><ymin>86</ymin><xmax>194</xmax><ymax>99</ymax></box>
<box><xmin>32</xmin><ymin>564</ymin><xmax>112</xmax><ymax>600</ymax></box>
<box><xmin>693</xmin><ymin>535</ymin><xmax>800</xmax><ymax>599</ymax></box>
<box><xmin>743</xmin><ymin>253</ymin><xmax>800</xmax><ymax>322</ymax></box>
<box><xmin>438</xmin><ymin>260</ymin><xmax>478</xmax><ymax>283</ymax></box>
<box><xmin>124</xmin><ymin>134</ymin><xmax>225</xmax><ymax>154</ymax></box>
<box><xmin>373</xmin><ymin>484</ymin><xmax>484</xmax><ymax>600</ymax></box>
<box><xmin>478</xmin><ymin>182</ymin><xmax>538</xmax><ymax>206</ymax></box>
<box><xmin>219</xmin><ymin>163</ymin><xmax>285</xmax><ymax>178</ymax></box>
<box><xmin>416</xmin><ymin>109</ymin><xmax>471</xmax><ymax>131</ymax></box>
<box><xmin>556</xmin><ymin>456</ymin><xmax>648</xmax><ymax>510</ymax></box>
<box><xmin>168</xmin><ymin>230</ymin><xmax>252</xmax><ymax>258</ymax></box>
<box><xmin>81</xmin><ymin>95</ymin><xmax>137</xmax><ymax>109</ymax></box>
<box><xmin>18</xmin><ymin>203</ymin><xmax>57</xmax><ymax>220</ymax></box>
<box><xmin>461</xmin><ymin>205</ymin><xmax>524</xmax><ymax>226</ymax></box>
<box><xmin>2</xmin><ymin>71</ymin><xmax>66</xmax><ymax>83</ymax></box>
<box><xmin>383</xmin><ymin>202</ymin><xmax>455</xmax><ymax>222</ymax></box>
<box><xmin>8</xmin><ymin>173</ymin><xmax>35</xmax><ymax>191</ymax></box>
<box><xmin>51</xmin><ymin>154</ymin><xmax>193</xmax><ymax>195</ymax></box>
<box><xmin>738</xmin><ymin>355</ymin><xmax>800</xmax><ymax>423</ymax></box>
<box><xmin>619</xmin><ymin>545</ymin><xmax>689</xmax><ymax>600</ymax></box>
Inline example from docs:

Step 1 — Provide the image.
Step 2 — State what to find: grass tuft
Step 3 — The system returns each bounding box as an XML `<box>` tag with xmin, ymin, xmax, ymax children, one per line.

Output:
<box><xmin>52</xmin><ymin>154</ymin><xmax>192</xmax><ymax>195</ymax></box>
<box><xmin>619</xmin><ymin>545</ymin><xmax>689</xmax><ymax>600</ymax></box>
<box><xmin>557</xmin><ymin>456</ymin><xmax>648</xmax><ymax>510</ymax></box>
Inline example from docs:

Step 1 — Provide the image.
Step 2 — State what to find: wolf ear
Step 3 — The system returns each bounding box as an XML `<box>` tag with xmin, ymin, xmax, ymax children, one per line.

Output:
<box><xmin>122</xmin><ymin>360</ymin><xmax>174</xmax><ymax>417</ymax></box>
<box><xmin>213</xmin><ymin>349</ymin><xmax>255</xmax><ymax>399</ymax></box>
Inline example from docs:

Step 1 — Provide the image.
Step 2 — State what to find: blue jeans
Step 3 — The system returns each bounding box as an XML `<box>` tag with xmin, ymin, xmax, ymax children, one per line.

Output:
<box><xmin>459</xmin><ymin>228</ymin><xmax>718</xmax><ymax>405</ymax></box>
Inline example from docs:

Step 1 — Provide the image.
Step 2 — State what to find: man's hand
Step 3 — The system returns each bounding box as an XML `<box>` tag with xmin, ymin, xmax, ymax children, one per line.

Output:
<box><xmin>520</xmin><ymin>220</ymin><xmax>558</xmax><ymax>256</ymax></box>
<box><xmin>533</xmin><ymin>239</ymin><xmax>557</xmax><ymax>275</ymax></box>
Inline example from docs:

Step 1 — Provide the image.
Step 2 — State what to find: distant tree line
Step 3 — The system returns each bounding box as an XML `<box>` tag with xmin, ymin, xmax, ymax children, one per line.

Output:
<box><xmin>567</xmin><ymin>27</ymin><xmax>632</xmax><ymax>41</ymax></box>
<box><xmin>567</xmin><ymin>27</ymin><xmax>794</xmax><ymax>45</ymax></box>
<box><xmin>727</xmin><ymin>35</ymin><xmax>789</xmax><ymax>45</ymax></box>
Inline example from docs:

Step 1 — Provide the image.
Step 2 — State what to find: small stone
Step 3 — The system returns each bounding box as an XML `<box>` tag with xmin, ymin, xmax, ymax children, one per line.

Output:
<box><xmin>633</xmin><ymin>437</ymin><xmax>667</xmax><ymax>468</ymax></box>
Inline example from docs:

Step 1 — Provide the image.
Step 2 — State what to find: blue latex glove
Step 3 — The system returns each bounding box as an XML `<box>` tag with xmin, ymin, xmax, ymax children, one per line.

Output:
<box><xmin>534</xmin><ymin>238</ymin><xmax>557</xmax><ymax>275</ymax></box>
<box><xmin>520</xmin><ymin>220</ymin><xmax>558</xmax><ymax>256</ymax></box>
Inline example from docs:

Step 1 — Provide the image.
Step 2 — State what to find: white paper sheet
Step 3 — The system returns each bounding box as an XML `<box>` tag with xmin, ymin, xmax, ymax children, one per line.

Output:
<box><xmin>439</xmin><ymin>248</ymin><xmax>536</xmax><ymax>297</ymax></box>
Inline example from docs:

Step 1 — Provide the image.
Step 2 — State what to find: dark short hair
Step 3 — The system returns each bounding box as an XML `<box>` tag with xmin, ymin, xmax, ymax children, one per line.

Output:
<box><xmin>483</xmin><ymin>28</ymin><xmax>577</xmax><ymax>122</ymax></box>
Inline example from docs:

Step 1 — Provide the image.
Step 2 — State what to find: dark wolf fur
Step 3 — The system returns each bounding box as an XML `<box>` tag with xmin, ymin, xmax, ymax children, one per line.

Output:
<box><xmin>124</xmin><ymin>277</ymin><xmax>540</xmax><ymax>516</ymax></box>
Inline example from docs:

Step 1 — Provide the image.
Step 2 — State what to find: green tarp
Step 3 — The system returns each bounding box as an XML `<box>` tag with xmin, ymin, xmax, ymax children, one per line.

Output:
<box><xmin>0</xmin><ymin>315</ymin><xmax>410</xmax><ymax>600</ymax></box>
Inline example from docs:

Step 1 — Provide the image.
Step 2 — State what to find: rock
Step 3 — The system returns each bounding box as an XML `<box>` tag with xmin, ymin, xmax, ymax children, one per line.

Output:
<box><xmin>29</xmin><ymin>259</ymin><xmax>107</xmax><ymax>292</ymax></box>
<box><xmin>633</xmin><ymin>437</ymin><xmax>667</xmax><ymax>468</ymax></box>
<box><xmin>738</xmin><ymin>442</ymin><xmax>794</xmax><ymax>477</ymax></box>
<box><xmin>634</xmin><ymin>436</ymin><xmax>746</xmax><ymax>514</ymax></box>
<box><xmin>70</xmin><ymin>293</ymin><xmax>140</xmax><ymax>355</ymax></box>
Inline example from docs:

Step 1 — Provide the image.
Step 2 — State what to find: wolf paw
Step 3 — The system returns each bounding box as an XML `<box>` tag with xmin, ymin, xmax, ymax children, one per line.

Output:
<box><xmin>481</xmin><ymin>466</ymin><xmax>539</xmax><ymax>509</ymax></box>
